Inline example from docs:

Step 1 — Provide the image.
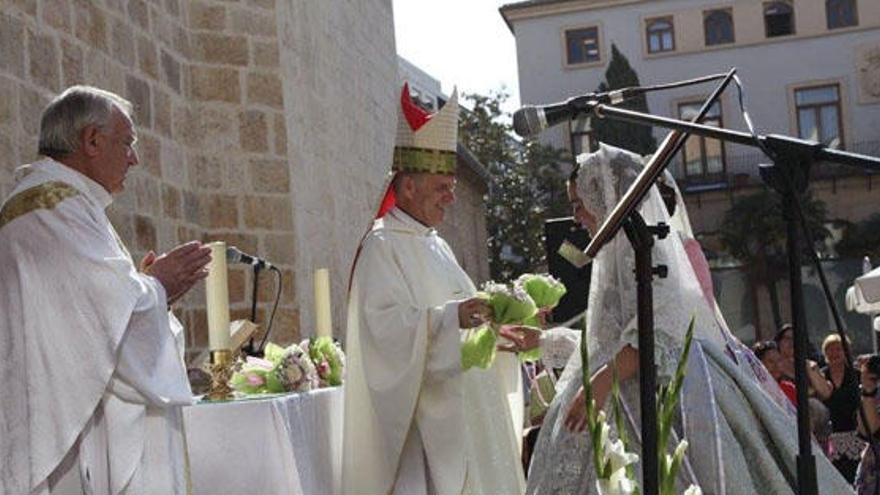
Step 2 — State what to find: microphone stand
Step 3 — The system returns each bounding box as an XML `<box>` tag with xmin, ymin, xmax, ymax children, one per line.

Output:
<box><xmin>242</xmin><ymin>264</ymin><xmax>263</xmax><ymax>356</ymax></box>
<box><xmin>572</xmin><ymin>87</ymin><xmax>880</xmax><ymax>495</ymax></box>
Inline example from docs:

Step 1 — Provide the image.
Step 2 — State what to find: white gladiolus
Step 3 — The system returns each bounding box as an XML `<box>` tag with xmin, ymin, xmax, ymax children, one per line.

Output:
<box><xmin>596</xmin><ymin>468</ymin><xmax>638</xmax><ymax>495</ymax></box>
<box><xmin>604</xmin><ymin>437</ymin><xmax>639</xmax><ymax>475</ymax></box>
<box><xmin>683</xmin><ymin>484</ymin><xmax>703</xmax><ymax>495</ymax></box>
<box><xmin>594</xmin><ymin>410</ymin><xmax>639</xmax><ymax>495</ymax></box>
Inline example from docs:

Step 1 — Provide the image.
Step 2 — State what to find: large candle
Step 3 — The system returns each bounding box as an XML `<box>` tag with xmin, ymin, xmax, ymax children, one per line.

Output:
<box><xmin>314</xmin><ymin>268</ymin><xmax>332</xmax><ymax>338</ymax></box>
<box><xmin>206</xmin><ymin>241</ymin><xmax>231</xmax><ymax>351</ymax></box>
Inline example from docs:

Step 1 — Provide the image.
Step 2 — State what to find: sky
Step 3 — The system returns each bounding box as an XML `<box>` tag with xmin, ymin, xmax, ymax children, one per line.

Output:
<box><xmin>391</xmin><ymin>0</ymin><xmax>521</xmax><ymax>114</ymax></box>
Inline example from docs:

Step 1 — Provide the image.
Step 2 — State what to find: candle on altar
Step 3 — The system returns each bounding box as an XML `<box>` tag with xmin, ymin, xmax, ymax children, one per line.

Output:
<box><xmin>206</xmin><ymin>241</ymin><xmax>231</xmax><ymax>351</ymax></box>
<box><xmin>314</xmin><ymin>268</ymin><xmax>332</xmax><ymax>338</ymax></box>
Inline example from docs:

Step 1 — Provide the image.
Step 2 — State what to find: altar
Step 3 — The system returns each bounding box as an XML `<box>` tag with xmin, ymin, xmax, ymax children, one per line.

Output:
<box><xmin>184</xmin><ymin>386</ymin><xmax>344</xmax><ymax>495</ymax></box>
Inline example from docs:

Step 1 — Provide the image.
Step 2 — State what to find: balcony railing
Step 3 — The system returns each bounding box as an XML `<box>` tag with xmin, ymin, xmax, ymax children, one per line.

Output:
<box><xmin>675</xmin><ymin>140</ymin><xmax>880</xmax><ymax>191</ymax></box>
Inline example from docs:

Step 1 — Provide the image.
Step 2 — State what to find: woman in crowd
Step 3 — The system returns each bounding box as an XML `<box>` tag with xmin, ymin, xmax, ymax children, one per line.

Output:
<box><xmin>774</xmin><ymin>323</ymin><xmax>834</xmax><ymax>443</ymax></box>
<box><xmin>752</xmin><ymin>340</ymin><xmax>798</xmax><ymax>406</ymax></box>
<box><xmin>822</xmin><ymin>333</ymin><xmax>864</xmax><ymax>483</ymax></box>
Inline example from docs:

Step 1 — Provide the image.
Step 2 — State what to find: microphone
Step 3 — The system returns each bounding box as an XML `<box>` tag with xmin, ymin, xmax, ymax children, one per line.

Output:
<box><xmin>226</xmin><ymin>246</ymin><xmax>274</xmax><ymax>270</ymax></box>
<box><xmin>512</xmin><ymin>91</ymin><xmax>627</xmax><ymax>139</ymax></box>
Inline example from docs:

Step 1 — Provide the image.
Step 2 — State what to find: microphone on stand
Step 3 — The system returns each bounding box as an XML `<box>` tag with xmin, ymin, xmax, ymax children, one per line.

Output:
<box><xmin>226</xmin><ymin>246</ymin><xmax>275</xmax><ymax>271</ymax></box>
<box><xmin>513</xmin><ymin>74</ymin><xmax>734</xmax><ymax>139</ymax></box>
<box><xmin>512</xmin><ymin>91</ymin><xmax>626</xmax><ymax>139</ymax></box>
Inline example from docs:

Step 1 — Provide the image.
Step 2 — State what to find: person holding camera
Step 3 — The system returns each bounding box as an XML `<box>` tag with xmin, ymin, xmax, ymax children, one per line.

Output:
<box><xmin>855</xmin><ymin>354</ymin><xmax>880</xmax><ymax>494</ymax></box>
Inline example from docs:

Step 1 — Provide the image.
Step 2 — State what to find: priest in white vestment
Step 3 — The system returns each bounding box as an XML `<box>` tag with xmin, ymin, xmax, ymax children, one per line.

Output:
<box><xmin>342</xmin><ymin>84</ymin><xmax>535</xmax><ymax>495</ymax></box>
<box><xmin>0</xmin><ymin>86</ymin><xmax>212</xmax><ymax>495</ymax></box>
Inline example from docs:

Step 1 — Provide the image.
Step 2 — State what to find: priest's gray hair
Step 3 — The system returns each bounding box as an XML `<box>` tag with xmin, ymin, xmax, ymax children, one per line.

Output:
<box><xmin>38</xmin><ymin>85</ymin><xmax>133</xmax><ymax>159</ymax></box>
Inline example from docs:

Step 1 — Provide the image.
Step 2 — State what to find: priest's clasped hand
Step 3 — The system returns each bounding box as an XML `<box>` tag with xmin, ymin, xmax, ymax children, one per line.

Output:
<box><xmin>141</xmin><ymin>241</ymin><xmax>213</xmax><ymax>305</ymax></box>
<box><xmin>458</xmin><ymin>297</ymin><xmax>492</xmax><ymax>329</ymax></box>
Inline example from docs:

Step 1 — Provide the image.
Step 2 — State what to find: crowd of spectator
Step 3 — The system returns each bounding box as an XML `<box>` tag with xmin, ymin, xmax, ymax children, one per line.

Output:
<box><xmin>753</xmin><ymin>324</ymin><xmax>880</xmax><ymax>494</ymax></box>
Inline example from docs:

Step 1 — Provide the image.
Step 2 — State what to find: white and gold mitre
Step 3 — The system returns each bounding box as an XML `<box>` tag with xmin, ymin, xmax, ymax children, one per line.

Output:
<box><xmin>392</xmin><ymin>83</ymin><xmax>459</xmax><ymax>175</ymax></box>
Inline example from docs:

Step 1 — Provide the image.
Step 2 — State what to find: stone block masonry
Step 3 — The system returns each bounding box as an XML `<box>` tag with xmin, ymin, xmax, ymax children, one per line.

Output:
<box><xmin>0</xmin><ymin>0</ymin><xmax>400</xmax><ymax>363</ymax></box>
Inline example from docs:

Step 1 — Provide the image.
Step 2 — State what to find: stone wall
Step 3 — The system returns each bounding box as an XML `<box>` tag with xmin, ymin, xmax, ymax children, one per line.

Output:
<box><xmin>276</xmin><ymin>0</ymin><xmax>397</xmax><ymax>341</ymax></box>
<box><xmin>0</xmin><ymin>0</ymin><xmax>399</xmax><ymax>360</ymax></box>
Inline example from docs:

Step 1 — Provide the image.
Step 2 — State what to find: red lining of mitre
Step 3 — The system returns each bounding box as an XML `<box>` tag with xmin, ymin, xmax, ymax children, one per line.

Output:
<box><xmin>375</xmin><ymin>180</ymin><xmax>397</xmax><ymax>219</ymax></box>
<box><xmin>401</xmin><ymin>82</ymin><xmax>432</xmax><ymax>131</ymax></box>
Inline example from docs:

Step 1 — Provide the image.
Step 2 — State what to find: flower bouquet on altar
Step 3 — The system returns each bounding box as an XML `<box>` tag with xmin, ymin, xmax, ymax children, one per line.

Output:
<box><xmin>304</xmin><ymin>336</ymin><xmax>346</xmax><ymax>387</ymax></box>
<box><xmin>230</xmin><ymin>342</ymin><xmax>319</xmax><ymax>395</ymax></box>
<box><xmin>229</xmin><ymin>337</ymin><xmax>346</xmax><ymax>396</ymax></box>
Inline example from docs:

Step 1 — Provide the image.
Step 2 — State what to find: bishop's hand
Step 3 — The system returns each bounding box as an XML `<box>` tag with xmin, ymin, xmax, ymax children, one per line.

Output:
<box><xmin>458</xmin><ymin>297</ymin><xmax>491</xmax><ymax>329</ymax></box>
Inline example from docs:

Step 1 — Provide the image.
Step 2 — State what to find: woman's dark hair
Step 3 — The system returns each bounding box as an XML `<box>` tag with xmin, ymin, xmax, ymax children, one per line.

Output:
<box><xmin>656</xmin><ymin>180</ymin><xmax>676</xmax><ymax>216</ymax></box>
<box><xmin>773</xmin><ymin>323</ymin><xmax>794</xmax><ymax>343</ymax></box>
<box><xmin>752</xmin><ymin>340</ymin><xmax>779</xmax><ymax>361</ymax></box>
<box><xmin>866</xmin><ymin>355</ymin><xmax>880</xmax><ymax>377</ymax></box>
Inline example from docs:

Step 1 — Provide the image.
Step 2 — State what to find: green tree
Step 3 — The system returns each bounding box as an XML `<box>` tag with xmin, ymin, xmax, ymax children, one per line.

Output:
<box><xmin>592</xmin><ymin>44</ymin><xmax>657</xmax><ymax>156</ymax></box>
<box><xmin>836</xmin><ymin>213</ymin><xmax>880</xmax><ymax>260</ymax></box>
<box><xmin>459</xmin><ymin>90</ymin><xmax>570</xmax><ymax>281</ymax></box>
<box><xmin>720</xmin><ymin>189</ymin><xmax>830</xmax><ymax>339</ymax></box>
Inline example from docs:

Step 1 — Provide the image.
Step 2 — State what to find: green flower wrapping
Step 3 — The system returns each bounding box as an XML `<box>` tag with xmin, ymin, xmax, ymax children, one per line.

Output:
<box><xmin>229</xmin><ymin>357</ymin><xmax>275</xmax><ymax>394</ymax></box>
<box><xmin>461</xmin><ymin>325</ymin><xmax>498</xmax><ymax>370</ymax></box>
<box><xmin>460</xmin><ymin>283</ymin><xmax>537</xmax><ymax>370</ymax></box>
<box><xmin>516</xmin><ymin>273</ymin><xmax>566</xmax><ymax>310</ymax></box>
<box><xmin>482</xmin><ymin>282</ymin><xmax>538</xmax><ymax>325</ymax></box>
<box><xmin>308</xmin><ymin>336</ymin><xmax>346</xmax><ymax>387</ymax></box>
<box><xmin>263</xmin><ymin>342</ymin><xmax>287</xmax><ymax>364</ymax></box>
<box><xmin>515</xmin><ymin>273</ymin><xmax>566</xmax><ymax>362</ymax></box>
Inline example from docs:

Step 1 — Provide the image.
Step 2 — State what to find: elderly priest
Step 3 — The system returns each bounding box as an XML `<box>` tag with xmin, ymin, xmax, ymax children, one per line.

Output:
<box><xmin>0</xmin><ymin>86</ymin><xmax>211</xmax><ymax>495</ymax></box>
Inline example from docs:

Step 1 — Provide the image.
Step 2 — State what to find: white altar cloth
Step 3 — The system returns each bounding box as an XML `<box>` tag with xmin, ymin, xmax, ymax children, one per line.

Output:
<box><xmin>183</xmin><ymin>386</ymin><xmax>343</xmax><ymax>495</ymax></box>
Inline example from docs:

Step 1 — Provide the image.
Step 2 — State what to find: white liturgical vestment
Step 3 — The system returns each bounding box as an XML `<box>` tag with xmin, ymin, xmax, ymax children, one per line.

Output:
<box><xmin>343</xmin><ymin>208</ymin><xmax>525</xmax><ymax>495</ymax></box>
<box><xmin>0</xmin><ymin>159</ymin><xmax>194</xmax><ymax>495</ymax></box>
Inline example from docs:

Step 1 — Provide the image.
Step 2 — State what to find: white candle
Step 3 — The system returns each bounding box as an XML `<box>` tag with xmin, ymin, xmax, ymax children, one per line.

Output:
<box><xmin>206</xmin><ymin>241</ymin><xmax>231</xmax><ymax>351</ymax></box>
<box><xmin>314</xmin><ymin>268</ymin><xmax>332</xmax><ymax>338</ymax></box>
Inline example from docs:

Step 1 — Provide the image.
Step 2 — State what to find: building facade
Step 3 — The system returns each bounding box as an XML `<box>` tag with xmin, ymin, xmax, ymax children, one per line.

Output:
<box><xmin>502</xmin><ymin>0</ymin><xmax>880</xmax><ymax>343</ymax></box>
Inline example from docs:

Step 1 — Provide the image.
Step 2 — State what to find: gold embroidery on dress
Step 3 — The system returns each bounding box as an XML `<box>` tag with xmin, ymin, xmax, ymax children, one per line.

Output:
<box><xmin>0</xmin><ymin>181</ymin><xmax>80</xmax><ymax>231</ymax></box>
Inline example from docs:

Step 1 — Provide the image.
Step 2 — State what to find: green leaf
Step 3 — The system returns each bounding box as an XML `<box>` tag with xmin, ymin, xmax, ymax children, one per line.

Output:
<box><xmin>656</xmin><ymin>316</ymin><xmax>697</xmax><ymax>495</ymax></box>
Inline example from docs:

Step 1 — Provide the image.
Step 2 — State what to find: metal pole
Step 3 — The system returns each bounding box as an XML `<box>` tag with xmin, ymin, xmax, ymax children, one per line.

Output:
<box><xmin>622</xmin><ymin>213</ymin><xmax>666</xmax><ymax>495</ymax></box>
<box><xmin>784</xmin><ymin>189</ymin><xmax>818</xmax><ymax>495</ymax></box>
